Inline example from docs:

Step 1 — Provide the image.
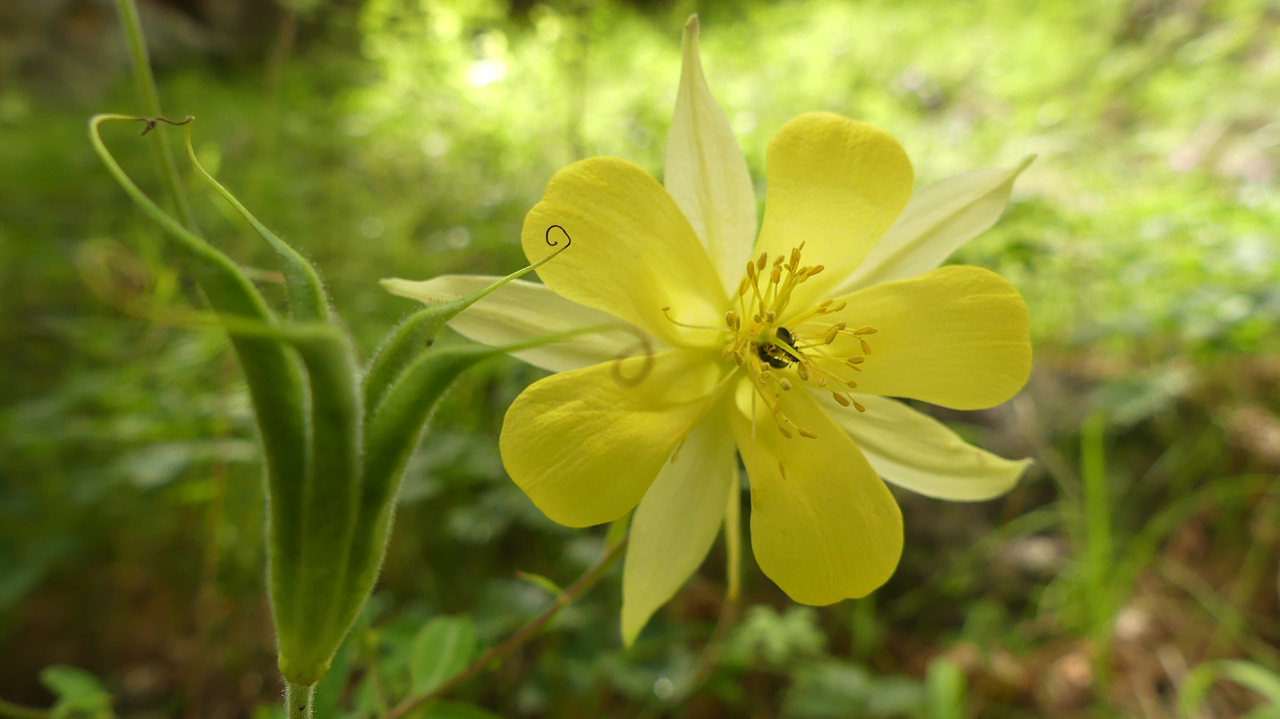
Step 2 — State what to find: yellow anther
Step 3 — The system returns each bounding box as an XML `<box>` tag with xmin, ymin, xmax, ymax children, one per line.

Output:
<box><xmin>773</xmin><ymin>255</ymin><xmax>785</xmax><ymax>268</ymax></box>
<box><xmin>852</xmin><ymin>400</ymin><xmax>866</xmax><ymax>413</ymax></box>
<box><xmin>796</xmin><ymin>363</ymin><xmax>809</xmax><ymax>381</ymax></box>
<box><xmin>770</xmin><ymin>266</ymin><xmax>782</xmax><ymax>285</ymax></box>
<box><xmin>778</xmin><ymin>378</ymin><xmax>792</xmax><ymax>391</ymax></box>
<box><xmin>854</xmin><ymin>326</ymin><xmax>877</xmax><ymax>335</ymax></box>
<box><xmin>725</xmin><ymin>310</ymin><xmax>740</xmax><ymax>329</ymax></box>
<box><xmin>778</xmin><ymin>427</ymin><xmax>792</xmax><ymax>439</ymax></box>
<box><xmin>832</xmin><ymin>322</ymin><xmax>847</xmax><ymax>331</ymax></box>
<box><xmin>831</xmin><ymin>301</ymin><xmax>847</xmax><ymax>312</ymax></box>
<box><xmin>818</xmin><ymin>299</ymin><xmax>833</xmax><ymax>310</ymax></box>
<box><xmin>661</xmin><ymin>305</ymin><xmax>670</xmax><ymax>311</ymax></box>
<box><xmin>738</xmin><ymin>277</ymin><xmax>750</xmax><ymax>297</ymax></box>
<box><xmin>845</xmin><ymin>379</ymin><xmax>858</xmax><ymax>388</ymax></box>
<box><xmin>798</xmin><ymin>428</ymin><xmax>817</xmax><ymax>439</ymax></box>
<box><xmin>808</xmin><ymin>265</ymin><xmax>825</xmax><ymax>276</ymax></box>
<box><xmin>818</xmin><ymin>376</ymin><xmax>828</xmax><ymax>387</ymax></box>
<box><xmin>824</xmin><ymin>327</ymin><xmax>840</xmax><ymax>344</ymax></box>
<box><xmin>832</xmin><ymin>393</ymin><xmax>850</xmax><ymax>407</ymax></box>
<box><xmin>765</xmin><ymin>310</ymin><xmax>776</xmax><ymax>323</ymax></box>
<box><xmin>778</xmin><ymin>461</ymin><xmax>787</xmax><ymax>479</ymax></box>
<box><xmin>847</xmin><ymin>356</ymin><xmax>865</xmax><ymax>365</ymax></box>
<box><xmin>860</xmin><ymin>338</ymin><xmax>871</xmax><ymax>354</ymax></box>
<box><xmin>757</xmin><ymin>252</ymin><xmax>768</xmax><ymax>271</ymax></box>
<box><xmin>746</xmin><ymin>261</ymin><xmax>756</xmax><ymax>279</ymax></box>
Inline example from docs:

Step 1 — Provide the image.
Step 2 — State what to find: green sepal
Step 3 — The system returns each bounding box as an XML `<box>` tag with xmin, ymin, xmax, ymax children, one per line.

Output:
<box><xmin>182</xmin><ymin>119</ymin><xmax>330</xmax><ymax>323</ymax></box>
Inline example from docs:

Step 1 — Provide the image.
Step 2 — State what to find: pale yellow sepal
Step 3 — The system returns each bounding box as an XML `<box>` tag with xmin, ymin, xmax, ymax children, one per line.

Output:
<box><xmin>838</xmin><ymin>156</ymin><xmax>1035</xmax><ymax>293</ymax></box>
<box><xmin>520</xmin><ymin>157</ymin><xmax>727</xmax><ymax>349</ymax></box>
<box><xmin>621</xmin><ymin>402</ymin><xmax>736</xmax><ymax>646</ymax></box>
<box><xmin>664</xmin><ymin>15</ymin><xmax>758</xmax><ymax>296</ymax></box>
<box><xmin>381</xmin><ymin>275</ymin><xmax>656</xmax><ymax>373</ymax></box>
<box><xmin>821</xmin><ymin>393</ymin><xmax>1030</xmax><ymax>501</ymax></box>
<box><xmin>729</xmin><ymin>379</ymin><xmax>903</xmax><ymax>605</ymax></box>
<box><xmin>499</xmin><ymin>349</ymin><xmax>723</xmax><ymax>528</ymax></box>
<box><xmin>754</xmin><ymin>113</ymin><xmax>914</xmax><ymax>318</ymax></box>
<box><xmin>823</xmin><ymin>265</ymin><xmax>1031</xmax><ymax>410</ymax></box>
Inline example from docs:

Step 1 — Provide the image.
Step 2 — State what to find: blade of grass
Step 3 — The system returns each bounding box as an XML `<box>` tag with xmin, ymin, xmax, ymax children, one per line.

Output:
<box><xmin>112</xmin><ymin>0</ymin><xmax>198</xmax><ymax>233</ymax></box>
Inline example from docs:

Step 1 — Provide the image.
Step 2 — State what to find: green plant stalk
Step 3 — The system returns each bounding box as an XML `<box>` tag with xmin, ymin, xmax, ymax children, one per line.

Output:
<box><xmin>1079</xmin><ymin>411</ymin><xmax>1113</xmax><ymax>698</ymax></box>
<box><xmin>112</xmin><ymin>0</ymin><xmax>199</xmax><ymax>233</ymax></box>
<box><xmin>284</xmin><ymin>681</ymin><xmax>313</xmax><ymax>719</ymax></box>
<box><xmin>1080</xmin><ymin>411</ymin><xmax>1112</xmax><ymax>636</ymax></box>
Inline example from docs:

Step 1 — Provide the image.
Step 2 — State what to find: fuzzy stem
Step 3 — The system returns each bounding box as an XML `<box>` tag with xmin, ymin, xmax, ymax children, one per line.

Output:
<box><xmin>112</xmin><ymin>0</ymin><xmax>199</xmax><ymax>233</ymax></box>
<box><xmin>284</xmin><ymin>681</ymin><xmax>313</xmax><ymax>719</ymax></box>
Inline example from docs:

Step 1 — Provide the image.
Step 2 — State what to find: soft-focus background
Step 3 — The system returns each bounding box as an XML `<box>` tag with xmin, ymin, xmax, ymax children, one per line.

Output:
<box><xmin>3</xmin><ymin>0</ymin><xmax>1279</xmax><ymax>717</ymax></box>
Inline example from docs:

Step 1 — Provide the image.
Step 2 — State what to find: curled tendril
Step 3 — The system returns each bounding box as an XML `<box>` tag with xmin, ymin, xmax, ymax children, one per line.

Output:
<box><xmin>136</xmin><ymin>114</ymin><xmax>195</xmax><ymax>135</ymax></box>
<box><xmin>545</xmin><ymin>224</ymin><xmax>572</xmax><ymax>248</ymax></box>
<box><xmin>611</xmin><ymin>326</ymin><xmax>655</xmax><ymax>387</ymax></box>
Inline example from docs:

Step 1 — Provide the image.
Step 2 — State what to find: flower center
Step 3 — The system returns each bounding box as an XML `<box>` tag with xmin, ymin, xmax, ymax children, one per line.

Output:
<box><xmin>722</xmin><ymin>245</ymin><xmax>875</xmax><ymax>439</ymax></box>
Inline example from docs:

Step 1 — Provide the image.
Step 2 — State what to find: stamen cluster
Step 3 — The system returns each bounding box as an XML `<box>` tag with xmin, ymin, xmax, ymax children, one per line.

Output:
<box><xmin>722</xmin><ymin>244</ymin><xmax>877</xmax><ymax>439</ymax></box>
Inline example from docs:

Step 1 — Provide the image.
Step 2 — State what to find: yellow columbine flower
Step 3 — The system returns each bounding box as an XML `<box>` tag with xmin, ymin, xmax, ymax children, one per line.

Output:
<box><xmin>384</xmin><ymin>17</ymin><xmax>1032</xmax><ymax>644</ymax></box>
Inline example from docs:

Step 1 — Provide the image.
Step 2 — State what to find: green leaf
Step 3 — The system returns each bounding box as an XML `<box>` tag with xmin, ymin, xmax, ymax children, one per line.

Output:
<box><xmin>39</xmin><ymin>665</ymin><xmax>112</xmax><ymax>719</ymax></box>
<box><xmin>1180</xmin><ymin>660</ymin><xmax>1280</xmax><ymax>718</ymax></box>
<box><xmin>1218</xmin><ymin>660</ymin><xmax>1280</xmax><ymax>706</ymax></box>
<box><xmin>183</xmin><ymin>119</ymin><xmax>330</xmax><ymax>323</ymax></box>
<box><xmin>410</xmin><ymin>616</ymin><xmax>478</xmax><ymax>695</ymax></box>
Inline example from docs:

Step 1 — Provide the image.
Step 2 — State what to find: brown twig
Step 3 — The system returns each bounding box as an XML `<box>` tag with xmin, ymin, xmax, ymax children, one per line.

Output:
<box><xmin>383</xmin><ymin>537</ymin><xmax>627</xmax><ymax>719</ymax></box>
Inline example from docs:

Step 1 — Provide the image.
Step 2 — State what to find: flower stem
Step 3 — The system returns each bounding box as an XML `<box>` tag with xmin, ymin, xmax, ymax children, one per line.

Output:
<box><xmin>284</xmin><ymin>681</ymin><xmax>313</xmax><ymax>719</ymax></box>
<box><xmin>111</xmin><ymin>0</ymin><xmax>199</xmax><ymax>233</ymax></box>
<box><xmin>383</xmin><ymin>536</ymin><xmax>627</xmax><ymax>719</ymax></box>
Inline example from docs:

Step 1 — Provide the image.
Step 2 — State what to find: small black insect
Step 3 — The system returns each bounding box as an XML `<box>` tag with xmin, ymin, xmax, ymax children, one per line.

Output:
<box><xmin>756</xmin><ymin>327</ymin><xmax>799</xmax><ymax>369</ymax></box>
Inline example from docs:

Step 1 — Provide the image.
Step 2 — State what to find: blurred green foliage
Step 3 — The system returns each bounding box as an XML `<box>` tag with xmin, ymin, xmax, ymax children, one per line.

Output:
<box><xmin>1</xmin><ymin>0</ymin><xmax>1278</xmax><ymax>716</ymax></box>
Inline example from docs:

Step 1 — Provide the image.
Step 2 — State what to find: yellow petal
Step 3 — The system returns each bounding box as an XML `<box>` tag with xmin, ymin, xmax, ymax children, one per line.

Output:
<box><xmin>836</xmin><ymin>157</ymin><xmax>1034</xmax><ymax>294</ymax></box>
<box><xmin>621</xmin><ymin>402</ymin><xmax>736</xmax><ymax>646</ymax></box>
<box><xmin>820</xmin><ymin>393</ymin><xmax>1030</xmax><ymax>501</ymax></box>
<box><xmin>821</xmin><ymin>265</ymin><xmax>1031</xmax><ymax>410</ymax></box>
<box><xmin>754</xmin><ymin>113</ymin><xmax>913</xmax><ymax>316</ymax></box>
<box><xmin>729</xmin><ymin>380</ymin><xmax>903</xmax><ymax>605</ymax></box>
<box><xmin>381</xmin><ymin>275</ymin><xmax>661</xmax><ymax>373</ymax></box>
<box><xmin>522</xmin><ymin>157</ymin><xmax>728</xmax><ymax>348</ymax></box>
<box><xmin>665</xmin><ymin>15</ymin><xmax>758</xmax><ymax>296</ymax></box>
<box><xmin>500</xmin><ymin>350</ymin><xmax>723</xmax><ymax>528</ymax></box>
